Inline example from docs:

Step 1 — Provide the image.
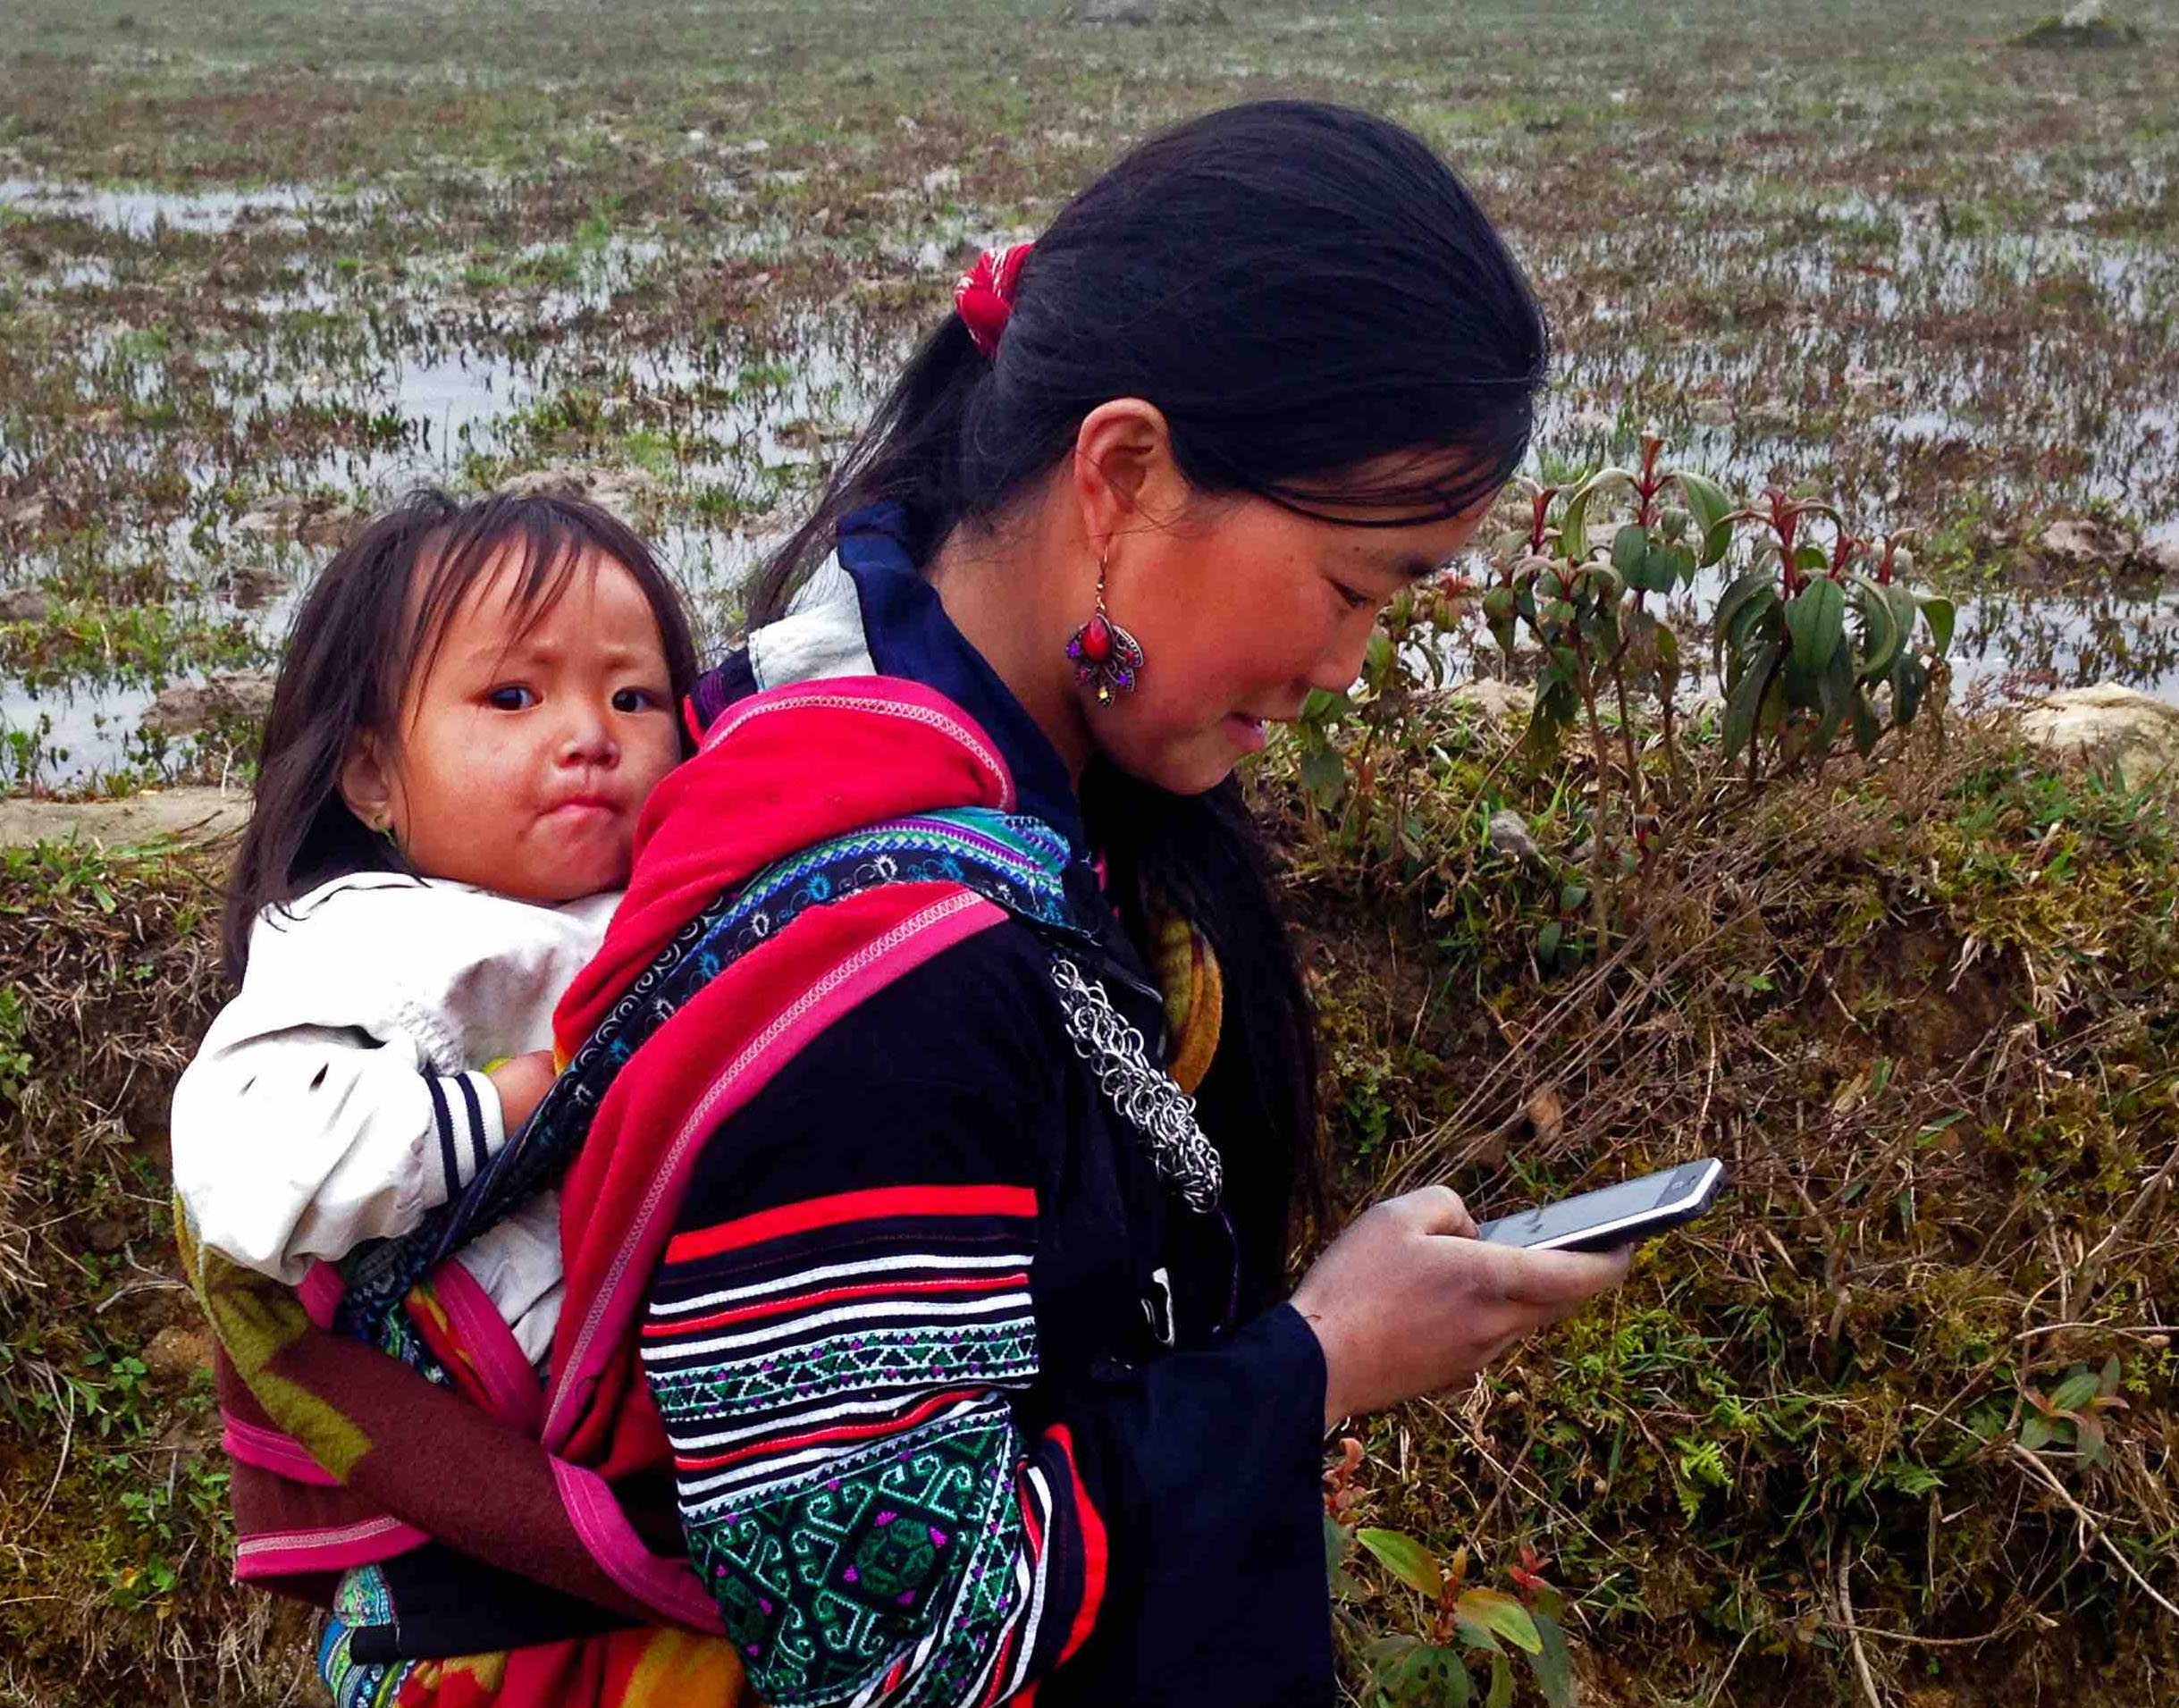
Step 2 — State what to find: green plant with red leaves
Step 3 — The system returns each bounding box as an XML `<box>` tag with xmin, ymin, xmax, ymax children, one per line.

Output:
<box><xmin>1473</xmin><ymin>435</ymin><xmax>1954</xmax><ymax>939</ymax></box>
<box><xmin>2013</xmin><ymin>1357</ymin><xmax>2132</xmax><ymax>1465</ymax></box>
<box><xmin>1323</xmin><ymin>1439</ymin><xmax>1577</xmax><ymax>1707</ymax></box>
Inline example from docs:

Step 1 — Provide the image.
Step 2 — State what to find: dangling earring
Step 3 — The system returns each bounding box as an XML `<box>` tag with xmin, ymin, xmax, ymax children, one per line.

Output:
<box><xmin>1065</xmin><ymin>551</ymin><xmax>1146</xmax><ymax>707</ymax></box>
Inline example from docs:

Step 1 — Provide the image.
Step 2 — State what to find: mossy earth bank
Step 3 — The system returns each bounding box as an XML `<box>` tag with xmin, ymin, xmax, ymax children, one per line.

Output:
<box><xmin>4</xmin><ymin>703</ymin><xmax>2176</xmax><ymax>1707</ymax></box>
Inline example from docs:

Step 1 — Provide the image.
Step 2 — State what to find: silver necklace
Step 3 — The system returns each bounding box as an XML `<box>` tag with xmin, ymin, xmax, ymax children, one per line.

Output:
<box><xmin>1047</xmin><ymin>955</ymin><xmax>1224</xmax><ymax>1214</ymax></box>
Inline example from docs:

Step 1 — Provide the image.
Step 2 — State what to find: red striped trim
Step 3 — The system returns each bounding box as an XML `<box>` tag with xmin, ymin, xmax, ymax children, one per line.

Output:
<box><xmin>663</xmin><ymin>1184</ymin><xmax>1038</xmax><ymax>1266</ymax></box>
<box><xmin>641</xmin><ymin>1270</ymin><xmax>1030</xmax><ymax>1340</ymax></box>
<box><xmin>1048</xmin><ymin>1425</ymin><xmax>1107</xmax><ymax>1667</ymax></box>
<box><xmin>675</xmin><ymin>1386</ymin><xmax>985</xmax><ymax>1472</ymax></box>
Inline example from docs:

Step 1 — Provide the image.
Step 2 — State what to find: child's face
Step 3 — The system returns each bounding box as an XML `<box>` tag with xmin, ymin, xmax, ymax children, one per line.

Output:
<box><xmin>346</xmin><ymin>548</ymin><xmax>683</xmax><ymax>903</ymax></box>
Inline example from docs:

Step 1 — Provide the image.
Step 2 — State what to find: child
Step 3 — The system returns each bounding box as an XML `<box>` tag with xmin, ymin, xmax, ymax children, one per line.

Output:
<box><xmin>172</xmin><ymin>487</ymin><xmax>697</xmax><ymax>1373</ymax></box>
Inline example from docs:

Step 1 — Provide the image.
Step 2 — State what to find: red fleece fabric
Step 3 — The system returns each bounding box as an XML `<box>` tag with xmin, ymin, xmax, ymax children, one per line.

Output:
<box><xmin>544</xmin><ymin>677</ymin><xmax>1022</xmax><ymax>1471</ymax></box>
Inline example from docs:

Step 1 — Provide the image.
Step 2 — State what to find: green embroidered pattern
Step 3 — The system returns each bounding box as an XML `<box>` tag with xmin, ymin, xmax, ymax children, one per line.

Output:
<box><xmin>652</xmin><ymin>1322</ymin><xmax>1038</xmax><ymax>1420</ymax></box>
<box><xmin>686</xmin><ymin>1406</ymin><xmax>1029</xmax><ymax>1708</ymax></box>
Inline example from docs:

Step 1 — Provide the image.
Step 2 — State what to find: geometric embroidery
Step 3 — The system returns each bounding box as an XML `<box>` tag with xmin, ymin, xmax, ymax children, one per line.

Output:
<box><xmin>651</xmin><ymin>1322</ymin><xmax>1038</xmax><ymax>1424</ymax></box>
<box><xmin>684</xmin><ymin>1405</ymin><xmax>1028</xmax><ymax>1708</ymax></box>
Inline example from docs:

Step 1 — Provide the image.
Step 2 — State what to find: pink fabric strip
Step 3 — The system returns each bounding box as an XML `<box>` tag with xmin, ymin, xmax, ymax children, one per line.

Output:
<box><xmin>430</xmin><ymin>1255</ymin><xmax>546</xmax><ymax>1435</ymax></box>
<box><xmin>298</xmin><ymin>1259</ymin><xmax>346</xmax><ymax>1329</ymax></box>
<box><xmin>232</xmin><ymin>1514</ymin><xmax>429</xmax><ymax>1580</ymax></box>
<box><xmin>221</xmin><ymin>1413</ymin><xmax>341</xmax><ymax>1486</ymax></box>
<box><xmin>550</xmin><ymin>1458</ymin><xmax>725</xmax><ymax>1633</ymax></box>
<box><xmin>697</xmin><ymin>677</ymin><xmax>1017</xmax><ymax>811</ymax></box>
<box><xmin>543</xmin><ymin>891</ymin><xmax>1008</xmax><ymax>1449</ymax></box>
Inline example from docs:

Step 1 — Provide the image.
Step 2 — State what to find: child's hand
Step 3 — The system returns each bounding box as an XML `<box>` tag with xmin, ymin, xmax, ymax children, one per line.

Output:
<box><xmin>485</xmin><ymin>1049</ymin><xmax>559</xmax><ymax>1133</ymax></box>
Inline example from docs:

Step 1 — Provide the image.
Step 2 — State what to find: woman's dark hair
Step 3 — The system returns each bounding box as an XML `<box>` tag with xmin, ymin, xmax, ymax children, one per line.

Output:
<box><xmin>222</xmin><ymin>489</ymin><xmax>700</xmax><ymax>983</ymax></box>
<box><xmin>751</xmin><ymin>100</ymin><xmax>1549</xmax><ymax>1289</ymax></box>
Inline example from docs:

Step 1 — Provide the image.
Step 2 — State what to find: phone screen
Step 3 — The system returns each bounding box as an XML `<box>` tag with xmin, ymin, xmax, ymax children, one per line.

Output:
<box><xmin>1479</xmin><ymin>1162</ymin><xmax>1715</xmax><ymax>1247</ymax></box>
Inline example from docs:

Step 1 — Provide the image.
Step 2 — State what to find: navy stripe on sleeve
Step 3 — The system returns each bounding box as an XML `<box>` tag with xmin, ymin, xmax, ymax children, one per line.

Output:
<box><xmin>457</xmin><ymin>1073</ymin><xmax>490</xmax><ymax>1175</ymax></box>
<box><xmin>425</xmin><ymin>1073</ymin><xmax>460</xmax><ymax>1196</ymax></box>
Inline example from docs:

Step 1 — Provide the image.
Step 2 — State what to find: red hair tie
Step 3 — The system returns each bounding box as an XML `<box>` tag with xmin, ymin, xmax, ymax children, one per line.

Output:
<box><xmin>954</xmin><ymin>242</ymin><xmax>1033</xmax><ymax>359</ymax></box>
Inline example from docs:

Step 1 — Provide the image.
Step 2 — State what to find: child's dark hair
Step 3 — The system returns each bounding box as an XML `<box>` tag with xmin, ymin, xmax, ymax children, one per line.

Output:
<box><xmin>223</xmin><ymin>489</ymin><xmax>699</xmax><ymax>983</ymax></box>
<box><xmin>749</xmin><ymin>100</ymin><xmax>1549</xmax><ymax>1296</ymax></box>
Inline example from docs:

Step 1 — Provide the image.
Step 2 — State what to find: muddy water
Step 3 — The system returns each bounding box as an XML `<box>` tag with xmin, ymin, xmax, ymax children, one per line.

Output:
<box><xmin>4</xmin><ymin>161</ymin><xmax>2176</xmax><ymax>787</ymax></box>
<box><xmin>0</xmin><ymin>296</ymin><xmax>896</xmax><ymax>787</ymax></box>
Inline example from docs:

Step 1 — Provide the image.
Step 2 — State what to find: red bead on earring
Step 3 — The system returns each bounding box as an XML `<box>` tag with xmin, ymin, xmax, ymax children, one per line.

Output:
<box><xmin>1066</xmin><ymin>553</ymin><xmax>1145</xmax><ymax>705</ymax></box>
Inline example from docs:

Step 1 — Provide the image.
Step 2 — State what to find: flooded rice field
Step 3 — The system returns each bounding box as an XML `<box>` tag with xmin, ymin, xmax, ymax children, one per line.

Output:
<box><xmin>4</xmin><ymin>0</ymin><xmax>2176</xmax><ymax>789</ymax></box>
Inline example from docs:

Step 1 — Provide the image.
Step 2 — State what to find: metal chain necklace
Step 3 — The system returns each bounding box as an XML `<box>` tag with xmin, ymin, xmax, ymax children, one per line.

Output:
<box><xmin>1048</xmin><ymin>955</ymin><xmax>1224</xmax><ymax>1213</ymax></box>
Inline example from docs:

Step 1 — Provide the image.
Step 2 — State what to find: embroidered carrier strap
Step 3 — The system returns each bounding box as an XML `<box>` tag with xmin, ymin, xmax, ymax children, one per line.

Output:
<box><xmin>332</xmin><ymin>808</ymin><xmax>1084</xmax><ymax>1351</ymax></box>
<box><xmin>331</xmin><ymin>809</ymin><xmax>1228</xmax><ymax>1370</ymax></box>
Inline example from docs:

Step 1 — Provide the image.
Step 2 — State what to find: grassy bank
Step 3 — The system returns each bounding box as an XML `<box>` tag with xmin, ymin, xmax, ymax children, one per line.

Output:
<box><xmin>3</xmin><ymin>704</ymin><xmax>2175</xmax><ymax>1705</ymax></box>
<box><xmin>0</xmin><ymin>837</ymin><xmax>315</xmax><ymax>1706</ymax></box>
<box><xmin>1269</xmin><ymin>697</ymin><xmax>2179</xmax><ymax>1704</ymax></box>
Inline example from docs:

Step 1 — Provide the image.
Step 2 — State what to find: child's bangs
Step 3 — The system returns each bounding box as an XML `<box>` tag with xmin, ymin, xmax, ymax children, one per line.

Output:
<box><xmin>401</xmin><ymin>504</ymin><xmax>603</xmax><ymax>697</ymax></box>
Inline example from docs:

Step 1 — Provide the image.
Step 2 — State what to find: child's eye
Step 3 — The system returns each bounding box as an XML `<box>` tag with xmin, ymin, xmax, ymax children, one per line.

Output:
<box><xmin>486</xmin><ymin>686</ymin><xmax>536</xmax><ymax>711</ymax></box>
<box><xmin>611</xmin><ymin>686</ymin><xmax>664</xmax><ymax>714</ymax></box>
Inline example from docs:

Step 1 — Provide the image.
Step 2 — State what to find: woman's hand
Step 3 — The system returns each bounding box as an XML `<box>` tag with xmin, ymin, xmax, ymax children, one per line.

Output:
<box><xmin>1290</xmin><ymin>1184</ymin><xmax>1630</xmax><ymax>1426</ymax></box>
<box><xmin>484</xmin><ymin>1049</ymin><xmax>559</xmax><ymax>1135</ymax></box>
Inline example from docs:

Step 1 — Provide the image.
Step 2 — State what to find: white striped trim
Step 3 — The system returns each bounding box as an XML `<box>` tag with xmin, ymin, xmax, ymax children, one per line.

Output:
<box><xmin>647</xmin><ymin>1312</ymin><xmax>1038</xmax><ymax>1380</ymax></box>
<box><xmin>642</xmin><ymin>1293</ymin><xmax>1033</xmax><ymax>1361</ymax></box>
<box><xmin>649</xmin><ymin>1249</ymin><xmax>1032</xmax><ymax>1317</ymax></box>
<box><xmin>662</xmin><ymin>1359</ymin><xmax>1038</xmax><ymax>1451</ymax></box>
<box><xmin>1004</xmin><ymin>1465</ymin><xmax>1056</xmax><ymax>1699</ymax></box>
<box><xmin>665</xmin><ymin>1386</ymin><xmax>1011</xmax><ymax>1453</ymax></box>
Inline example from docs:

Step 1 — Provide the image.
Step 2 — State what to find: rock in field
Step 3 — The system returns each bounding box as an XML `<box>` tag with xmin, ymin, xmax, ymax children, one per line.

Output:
<box><xmin>1486</xmin><ymin>809</ymin><xmax>1544</xmax><ymax>865</ymax></box>
<box><xmin>141</xmin><ymin>1325</ymin><xmax>215</xmax><ymax>1382</ymax></box>
<box><xmin>141</xmin><ymin>672</ymin><xmax>277</xmax><ymax>736</ymax></box>
<box><xmin>2039</xmin><ymin>516</ymin><xmax>2131</xmax><ymax>568</ymax></box>
<box><xmin>2013</xmin><ymin>0</ymin><xmax>2144</xmax><ymax>46</ymax></box>
<box><xmin>500</xmin><ymin>460</ymin><xmax>660</xmax><ymax>524</ymax></box>
<box><xmin>1064</xmin><ymin>0</ymin><xmax>1228</xmax><ymax>22</ymax></box>
<box><xmin>2019</xmin><ymin>683</ymin><xmax>2179</xmax><ymax>789</ymax></box>
<box><xmin>0</xmin><ymin>587</ymin><xmax>52</xmax><ymax>623</ymax></box>
<box><xmin>2136</xmin><ymin>522</ymin><xmax>2179</xmax><ymax>578</ymax></box>
<box><xmin>233</xmin><ymin>492</ymin><xmax>351</xmax><ymax>548</ymax></box>
<box><xmin>1444</xmin><ymin>680</ymin><xmax>1536</xmax><ymax>721</ymax></box>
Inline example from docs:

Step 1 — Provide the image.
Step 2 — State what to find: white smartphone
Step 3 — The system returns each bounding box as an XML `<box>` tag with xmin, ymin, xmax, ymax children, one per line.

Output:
<box><xmin>1473</xmin><ymin>1158</ymin><xmax>1726</xmax><ymax>1253</ymax></box>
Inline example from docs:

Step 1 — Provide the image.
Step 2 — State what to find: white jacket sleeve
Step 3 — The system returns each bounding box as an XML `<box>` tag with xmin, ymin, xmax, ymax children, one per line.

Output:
<box><xmin>171</xmin><ymin>879</ymin><xmax>515</xmax><ymax>1284</ymax></box>
<box><xmin>172</xmin><ymin>1022</ymin><xmax>504</xmax><ymax>1283</ymax></box>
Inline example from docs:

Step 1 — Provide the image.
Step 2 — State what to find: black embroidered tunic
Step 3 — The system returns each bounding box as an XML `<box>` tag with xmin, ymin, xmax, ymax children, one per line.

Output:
<box><xmin>645</xmin><ymin>508</ymin><xmax>1334</xmax><ymax>1706</ymax></box>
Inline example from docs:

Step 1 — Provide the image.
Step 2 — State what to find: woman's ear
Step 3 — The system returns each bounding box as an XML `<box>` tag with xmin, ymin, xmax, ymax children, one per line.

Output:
<box><xmin>338</xmin><ymin>732</ymin><xmax>398</xmax><ymax>835</ymax></box>
<box><xmin>1069</xmin><ymin>398</ymin><xmax>1186</xmax><ymax>548</ymax></box>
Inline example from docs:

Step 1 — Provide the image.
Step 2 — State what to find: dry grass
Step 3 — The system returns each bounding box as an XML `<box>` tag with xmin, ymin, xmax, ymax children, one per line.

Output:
<box><xmin>1266</xmin><ymin>704</ymin><xmax>2179</xmax><ymax>1704</ymax></box>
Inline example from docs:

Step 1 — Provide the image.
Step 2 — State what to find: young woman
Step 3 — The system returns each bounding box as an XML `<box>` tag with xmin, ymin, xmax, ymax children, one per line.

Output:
<box><xmin>535</xmin><ymin>98</ymin><xmax>1630</xmax><ymax>1706</ymax></box>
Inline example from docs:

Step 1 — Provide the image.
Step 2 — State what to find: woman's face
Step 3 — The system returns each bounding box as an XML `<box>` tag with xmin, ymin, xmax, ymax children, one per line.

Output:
<box><xmin>1088</xmin><ymin>479</ymin><xmax>1493</xmax><ymax>795</ymax></box>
